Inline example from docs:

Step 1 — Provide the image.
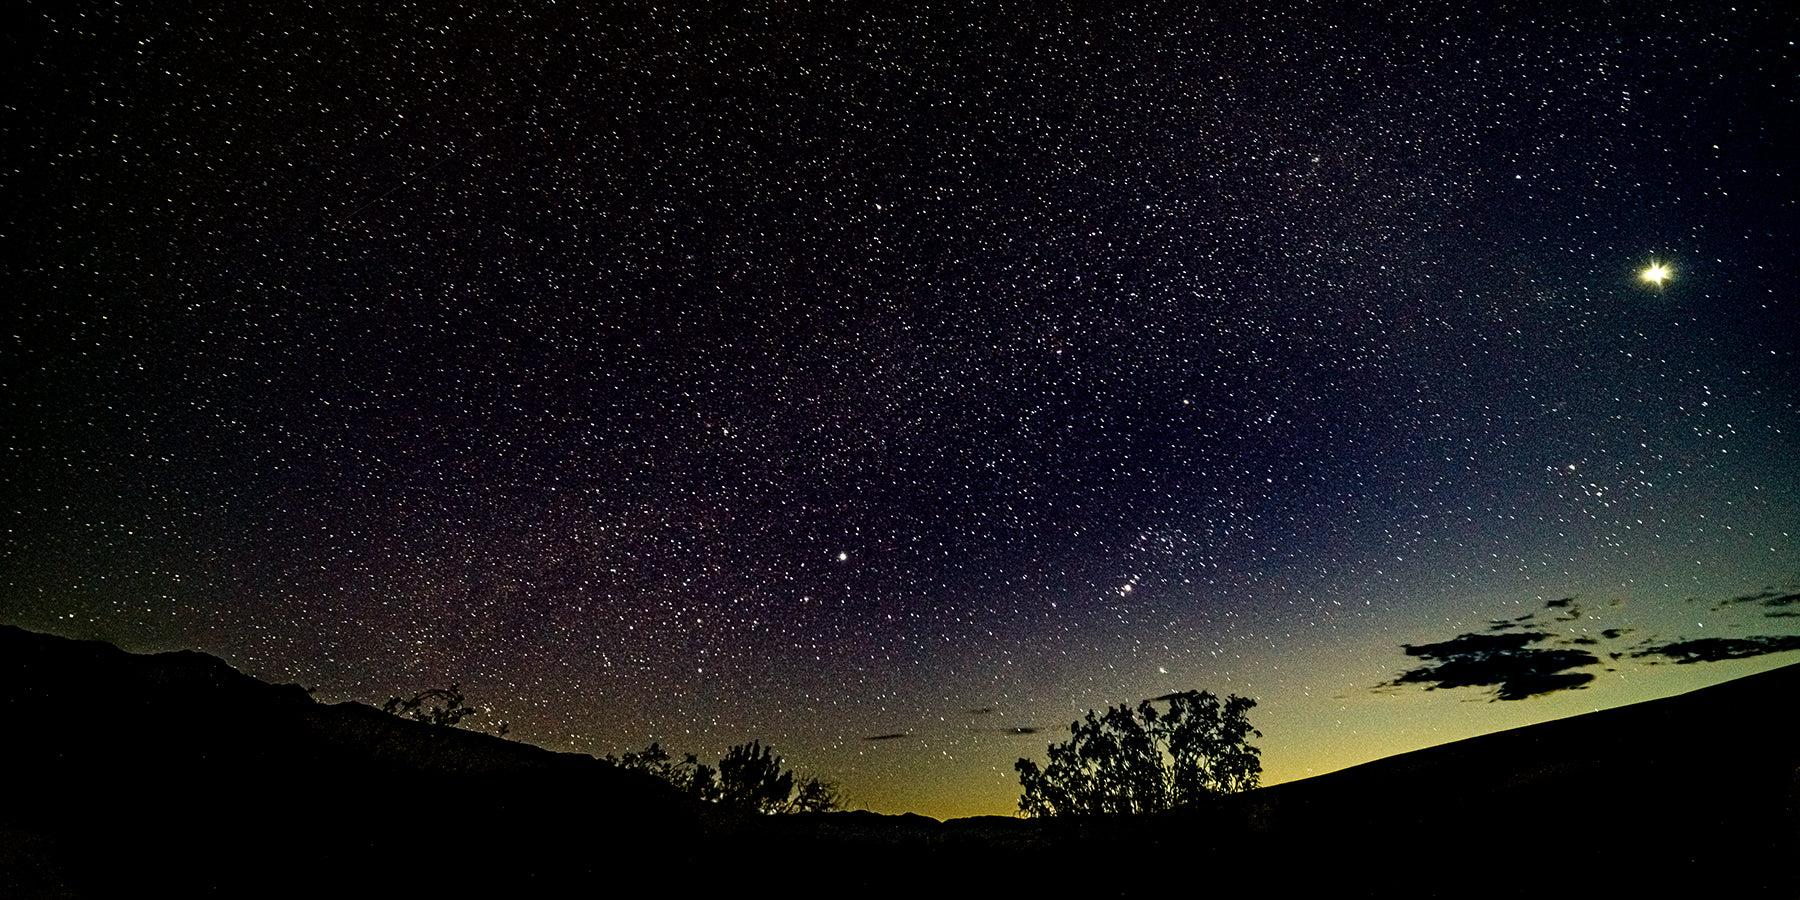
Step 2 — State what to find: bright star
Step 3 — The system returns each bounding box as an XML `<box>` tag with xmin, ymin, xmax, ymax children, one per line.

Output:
<box><xmin>1640</xmin><ymin>260</ymin><xmax>1672</xmax><ymax>286</ymax></box>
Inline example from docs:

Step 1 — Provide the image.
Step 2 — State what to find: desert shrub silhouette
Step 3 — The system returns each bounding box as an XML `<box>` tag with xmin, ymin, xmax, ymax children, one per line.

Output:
<box><xmin>1016</xmin><ymin>690</ymin><xmax>1260</xmax><ymax>816</ymax></box>
<box><xmin>607</xmin><ymin>741</ymin><xmax>723</xmax><ymax>802</ymax></box>
<box><xmin>718</xmin><ymin>739</ymin><xmax>795</xmax><ymax>811</ymax></box>
<box><xmin>382</xmin><ymin>684</ymin><xmax>508</xmax><ymax>735</ymax></box>
<box><xmin>611</xmin><ymin>739</ymin><xmax>841</xmax><ymax>813</ymax></box>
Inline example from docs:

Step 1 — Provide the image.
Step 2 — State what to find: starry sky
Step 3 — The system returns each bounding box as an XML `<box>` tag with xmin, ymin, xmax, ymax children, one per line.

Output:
<box><xmin>6</xmin><ymin>1</ymin><xmax>1797</xmax><ymax>819</ymax></box>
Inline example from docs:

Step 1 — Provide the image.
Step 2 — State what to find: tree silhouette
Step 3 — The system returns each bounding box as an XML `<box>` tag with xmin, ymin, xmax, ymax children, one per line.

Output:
<box><xmin>1016</xmin><ymin>690</ymin><xmax>1261</xmax><ymax>816</ymax></box>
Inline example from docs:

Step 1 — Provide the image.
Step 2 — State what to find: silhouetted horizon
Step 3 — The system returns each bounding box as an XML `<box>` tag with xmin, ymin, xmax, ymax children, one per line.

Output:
<box><xmin>5</xmin><ymin>624</ymin><xmax>1793</xmax><ymax>896</ymax></box>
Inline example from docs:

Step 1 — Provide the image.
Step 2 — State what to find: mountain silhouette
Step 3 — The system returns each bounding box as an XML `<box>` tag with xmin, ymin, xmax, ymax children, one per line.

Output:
<box><xmin>0</xmin><ymin>625</ymin><xmax>708</xmax><ymax>896</ymax></box>
<box><xmin>3</xmin><ymin>625</ymin><xmax>1793</xmax><ymax>897</ymax></box>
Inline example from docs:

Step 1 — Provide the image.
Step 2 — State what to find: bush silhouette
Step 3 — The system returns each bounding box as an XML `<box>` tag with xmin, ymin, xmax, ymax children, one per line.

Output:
<box><xmin>611</xmin><ymin>739</ymin><xmax>840</xmax><ymax>813</ymax></box>
<box><xmin>717</xmin><ymin>739</ymin><xmax>793</xmax><ymax>811</ymax></box>
<box><xmin>1016</xmin><ymin>690</ymin><xmax>1260</xmax><ymax>816</ymax></box>
<box><xmin>607</xmin><ymin>742</ymin><xmax>722</xmax><ymax>802</ymax></box>
<box><xmin>381</xmin><ymin>684</ymin><xmax>507</xmax><ymax>736</ymax></box>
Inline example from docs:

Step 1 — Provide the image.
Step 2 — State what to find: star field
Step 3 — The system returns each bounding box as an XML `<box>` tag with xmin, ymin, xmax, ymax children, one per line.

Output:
<box><xmin>6</xmin><ymin>2</ymin><xmax>1796</xmax><ymax>817</ymax></box>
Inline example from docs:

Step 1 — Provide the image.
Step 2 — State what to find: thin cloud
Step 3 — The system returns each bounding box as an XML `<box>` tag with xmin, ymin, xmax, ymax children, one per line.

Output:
<box><xmin>863</xmin><ymin>733</ymin><xmax>910</xmax><ymax>741</ymax></box>
<box><xmin>1480</xmin><ymin>597</ymin><xmax>1581</xmax><ymax>632</ymax></box>
<box><xmin>1486</xmin><ymin>613</ymin><xmax>1538</xmax><ymax>632</ymax></box>
<box><xmin>1629</xmin><ymin>635</ymin><xmax>1800</xmax><ymax>664</ymax></box>
<box><xmin>1710</xmin><ymin>590</ymin><xmax>1800</xmax><ymax>618</ymax></box>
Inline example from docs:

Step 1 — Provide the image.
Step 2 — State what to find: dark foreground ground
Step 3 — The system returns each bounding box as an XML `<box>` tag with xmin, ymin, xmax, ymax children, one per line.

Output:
<box><xmin>3</xmin><ymin>624</ymin><xmax>1794</xmax><ymax>897</ymax></box>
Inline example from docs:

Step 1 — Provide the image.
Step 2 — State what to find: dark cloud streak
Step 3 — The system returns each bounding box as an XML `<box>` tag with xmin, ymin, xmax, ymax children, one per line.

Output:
<box><xmin>1629</xmin><ymin>636</ymin><xmax>1800</xmax><ymax>664</ymax></box>
<box><xmin>1379</xmin><ymin>631</ymin><xmax>1600</xmax><ymax>701</ymax></box>
<box><xmin>1382</xmin><ymin>592</ymin><xmax>1800</xmax><ymax>700</ymax></box>
<box><xmin>1710</xmin><ymin>591</ymin><xmax>1800</xmax><ymax>618</ymax></box>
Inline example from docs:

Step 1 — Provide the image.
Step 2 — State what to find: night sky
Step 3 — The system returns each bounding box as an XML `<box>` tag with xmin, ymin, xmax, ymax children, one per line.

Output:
<box><xmin>7</xmin><ymin>2</ymin><xmax>1797</xmax><ymax>819</ymax></box>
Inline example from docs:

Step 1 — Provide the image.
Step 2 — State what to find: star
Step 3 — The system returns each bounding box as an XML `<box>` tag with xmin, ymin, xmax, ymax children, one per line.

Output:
<box><xmin>1640</xmin><ymin>260</ymin><xmax>1672</xmax><ymax>286</ymax></box>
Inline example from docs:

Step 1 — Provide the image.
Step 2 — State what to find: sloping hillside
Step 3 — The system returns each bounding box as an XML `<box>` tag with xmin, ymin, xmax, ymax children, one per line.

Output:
<box><xmin>1</xmin><ymin>625</ymin><xmax>708</xmax><ymax>896</ymax></box>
